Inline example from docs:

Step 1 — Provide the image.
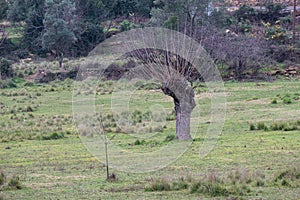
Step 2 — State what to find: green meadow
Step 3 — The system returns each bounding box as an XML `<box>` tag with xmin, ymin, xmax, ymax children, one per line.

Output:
<box><xmin>1</xmin><ymin>79</ymin><xmax>300</xmax><ymax>199</ymax></box>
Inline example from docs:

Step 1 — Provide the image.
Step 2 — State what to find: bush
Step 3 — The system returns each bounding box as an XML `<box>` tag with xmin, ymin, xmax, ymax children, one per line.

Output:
<box><xmin>0</xmin><ymin>79</ymin><xmax>17</xmax><ymax>89</ymax></box>
<box><xmin>120</xmin><ymin>20</ymin><xmax>134</xmax><ymax>32</ymax></box>
<box><xmin>283</xmin><ymin>96</ymin><xmax>292</xmax><ymax>104</ymax></box>
<box><xmin>7</xmin><ymin>175</ymin><xmax>22</xmax><ymax>190</ymax></box>
<box><xmin>0</xmin><ymin>0</ymin><xmax>8</xmax><ymax>20</ymax></box>
<box><xmin>257</xmin><ymin>122</ymin><xmax>267</xmax><ymax>130</ymax></box>
<box><xmin>190</xmin><ymin>181</ymin><xmax>229</xmax><ymax>197</ymax></box>
<box><xmin>166</xmin><ymin>110</ymin><xmax>176</xmax><ymax>121</ymax></box>
<box><xmin>172</xmin><ymin>181</ymin><xmax>189</xmax><ymax>190</ymax></box>
<box><xmin>164</xmin><ymin>134</ymin><xmax>176</xmax><ymax>142</ymax></box>
<box><xmin>274</xmin><ymin>168</ymin><xmax>300</xmax><ymax>188</ymax></box>
<box><xmin>23</xmin><ymin>82</ymin><xmax>35</xmax><ymax>87</ymax></box>
<box><xmin>249</xmin><ymin>123</ymin><xmax>256</xmax><ymax>131</ymax></box>
<box><xmin>40</xmin><ymin>132</ymin><xmax>65</xmax><ymax>140</ymax></box>
<box><xmin>134</xmin><ymin>139</ymin><xmax>145</xmax><ymax>145</ymax></box>
<box><xmin>256</xmin><ymin>179</ymin><xmax>265</xmax><ymax>187</ymax></box>
<box><xmin>145</xmin><ymin>180</ymin><xmax>171</xmax><ymax>192</ymax></box>
<box><xmin>25</xmin><ymin>106</ymin><xmax>33</xmax><ymax>112</ymax></box>
<box><xmin>0</xmin><ymin>172</ymin><xmax>5</xmax><ymax>186</ymax></box>
<box><xmin>271</xmin><ymin>98</ymin><xmax>277</xmax><ymax>104</ymax></box>
<box><xmin>0</xmin><ymin>58</ymin><xmax>13</xmax><ymax>79</ymax></box>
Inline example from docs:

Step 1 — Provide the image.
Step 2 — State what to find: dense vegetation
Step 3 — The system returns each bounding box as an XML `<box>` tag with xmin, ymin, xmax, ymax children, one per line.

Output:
<box><xmin>0</xmin><ymin>0</ymin><xmax>299</xmax><ymax>81</ymax></box>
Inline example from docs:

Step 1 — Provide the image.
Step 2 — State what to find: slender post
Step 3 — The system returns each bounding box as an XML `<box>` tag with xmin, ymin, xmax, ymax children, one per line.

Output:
<box><xmin>105</xmin><ymin>140</ymin><xmax>109</xmax><ymax>180</ymax></box>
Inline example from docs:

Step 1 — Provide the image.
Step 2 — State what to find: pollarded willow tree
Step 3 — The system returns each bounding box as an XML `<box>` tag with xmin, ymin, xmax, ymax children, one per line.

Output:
<box><xmin>88</xmin><ymin>28</ymin><xmax>219</xmax><ymax>141</ymax></box>
<box><xmin>123</xmin><ymin>48</ymin><xmax>200</xmax><ymax>140</ymax></box>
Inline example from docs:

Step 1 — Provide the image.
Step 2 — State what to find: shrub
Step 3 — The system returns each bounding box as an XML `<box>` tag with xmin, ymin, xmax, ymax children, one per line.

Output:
<box><xmin>190</xmin><ymin>181</ymin><xmax>229</xmax><ymax>197</ymax></box>
<box><xmin>25</xmin><ymin>106</ymin><xmax>33</xmax><ymax>112</ymax></box>
<box><xmin>0</xmin><ymin>79</ymin><xmax>18</xmax><ymax>89</ymax></box>
<box><xmin>134</xmin><ymin>139</ymin><xmax>145</xmax><ymax>145</ymax></box>
<box><xmin>257</xmin><ymin>122</ymin><xmax>267</xmax><ymax>130</ymax></box>
<box><xmin>7</xmin><ymin>175</ymin><xmax>22</xmax><ymax>190</ymax></box>
<box><xmin>172</xmin><ymin>181</ymin><xmax>189</xmax><ymax>190</ymax></box>
<box><xmin>166</xmin><ymin>110</ymin><xmax>176</xmax><ymax>121</ymax></box>
<box><xmin>23</xmin><ymin>82</ymin><xmax>35</xmax><ymax>87</ymax></box>
<box><xmin>281</xmin><ymin>179</ymin><xmax>290</xmax><ymax>186</ymax></box>
<box><xmin>0</xmin><ymin>58</ymin><xmax>13</xmax><ymax>79</ymax></box>
<box><xmin>145</xmin><ymin>180</ymin><xmax>171</xmax><ymax>192</ymax></box>
<box><xmin>271</xmin><ymin>98</ymin><xmax>277</xmax><ymax>104</ymax></box>
<box><xmin>120</xmin><ymin>20</ymin><xmax>134</xmax><ymax>32</ymax></box>
<box><xmin>270</xmin><ymin>122</ymin><xmax>280</xmax><ymax>131</ymax></box>
<box><xmin>164</xmin><ymin>134</ymin><xmax>176</xmax><ymax>142</ymax></box>
<box><xmin>40</xmin><ymin>132</ymin><xmax>65</xmax><ymax>140</ymax></box>
<box><xmin>255</xmin><ymin>179</ymin><xmax>265</xmax><ymax>187</ymax></box>
<box><xmin>0</xmin><ymin>172</ymin><xmax>5</xmax><ymax>186</ymax></box>
<box><xmin>249</xmin><ymin>123</ymin><xmax>256</xmax><ymax>131</ymax></box>
<box><xmin>6</xmin><ymin>79</ymin><xmax>17</xmax><ymax>88</ymax></box>
<box><xmin>283</xmin><ymin>96</ymin><xmax>291</xmax><ymax>104</ymax></box>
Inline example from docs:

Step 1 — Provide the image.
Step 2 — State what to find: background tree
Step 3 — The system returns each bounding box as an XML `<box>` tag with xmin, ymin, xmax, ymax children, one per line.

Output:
<box><xmin>198</xmin><ymin>26</ymin><xmax>270</xmax><ymax>80</ymax></box>
<box><xmin>42</xmin><ymin>0</ymin><xmax>77</xmax><ymax>68</ymax></box>
<box><xmin>150</xmin><ymin>0</ymin><xmax>212</xmax><ymax>33</ymax></box>
<box><xmin>135</xmin><ymin>0</ymin><xmax>154</xmax><ymax>17</ymax></box>
<box><xmin>0</xmin><ymin>58</ymin><xmax>13</xmax><ymax>79</ymax></box>
<box><xmin>8</xmin><ymin>0</ymin><xmax>46</xmax><ymax>54</ymax></box>
<box><xmin>0</xmin><ymin>0</ymin><xmax>8</xmax><ymax>20</ymax></box>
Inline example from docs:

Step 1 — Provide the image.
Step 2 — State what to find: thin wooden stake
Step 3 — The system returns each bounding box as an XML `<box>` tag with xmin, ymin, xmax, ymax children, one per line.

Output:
<box><xmin>105</xmin><ymin>140</ymin><xmax>109</xmax><ymax>180</ymax></box>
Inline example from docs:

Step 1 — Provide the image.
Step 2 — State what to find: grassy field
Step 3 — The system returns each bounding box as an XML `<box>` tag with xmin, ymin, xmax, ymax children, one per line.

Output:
<box><xmin>1</xmin><ymin>79</ymin><xmax>300</xmax><ymax>199</ymax></box>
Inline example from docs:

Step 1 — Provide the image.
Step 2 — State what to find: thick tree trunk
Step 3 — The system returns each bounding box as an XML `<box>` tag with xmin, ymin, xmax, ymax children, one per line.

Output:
<box><xmin>174</xmin><ymin>100</ymin><xmax>193</xmax><ymax>140</ymax></box>
<box><xmin>162</xmin><ymin>78</ymin><xmax>195</xmax><ymax>140</ymax></box>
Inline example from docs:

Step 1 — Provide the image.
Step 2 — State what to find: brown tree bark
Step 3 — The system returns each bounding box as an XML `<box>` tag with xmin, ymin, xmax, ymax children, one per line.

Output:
<box><xmin>161</xmin><ymin>78</ymin><xmax>196</xmax><ymax>140</ymax></box>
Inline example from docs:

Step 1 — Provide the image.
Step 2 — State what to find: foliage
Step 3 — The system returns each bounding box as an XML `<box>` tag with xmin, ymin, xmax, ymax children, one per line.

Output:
<box><xmin>0</xmin><ymin>58</ymin><xmax>13</xmax><ymax>79</ymax></box>
<box><xmin>7</xmin><ymin>175</ymin><xmax>22</xmax><ymax>190</ymax></box>
<box><xmin>118</xmin><ymin>0</ymin><xmax>137</xmax><ymax>17</ymax></box>
<box><xmin>274</xmin><ymin>168</ymin><xmax>300</xmax><ymax>188</ymax></box>
<box><xmin>282</xmin><ymin>95</ymin><xmax>292</xmax><ymax>104</ymax></box>
<box><xmin>200</xmin><ymin>27</ymin><xmax>271</xmax><ymax>80</ymax></box>
<box><xmin>145</xmin><ymin>179</ymin><xmax>171</xmax><ymax>191</ymax></box>
<box><xmin>164</xmin><ymin>134</ymin><xmax>176</xmax><ymax>142</ymax></box>
<box><xmin>271</xmin><ymin>98</ymin><xmax>277</xmax><ymax>104</ymax></box>
<box><xmin>208</xmin><ymin>8</ymin><xmax>232</xmax><ymax>28</ymax></box>
<box><xmin>39</xmin><ymin>132</ymin><xmax>65</xmax><ymax>140</ymax></box>
<box><xmin>233</xmin><ymin>3</ymin><xmax>287</xmax><ymax>24</ymax></box>
<box><xmin>150</xmin><ymin>0</ymin><xmax>211</xmax><ymax>32</ymax></box>
<box><xmin>7</xmin><ymin>0</ymin><xmax>106</xmax><ymax>58</ymax></box>
<box><xmin>163</xmin><ymin>16</ymin><xmax>178</xmax><ymax>30</ymax></box>
<box><xmin>0</xmin><ymin>172</ymin><xmax>5</xmax><ymax>186</ymax></box>
<box><xmin>7</xmin><ymin>0</ymin><xmax>30</xmax><ymax>22</ymax></box>
<box><xmin>233</xmin><ymin>5</ymin><xmax>257</xmax><ymax>22</ymax></box>
<box><xmin>0</xmin><ymin>0</ymin><xmax>8</xmax><ymax>20</ymax></box>
<box><xmin>135</xmin><ymin>0</ymin><xmax>154</xmax><ymax>17</ymax></box>
<box><xmin>190</xmin><ymin>181</ymin><xmax>229</xmax><ymax>196</ymax></box>
<box><xmin>262</xmin><ymin>20</ymin><xmax>289</xmax><ymax>44</ymax></box>
<box><xmin>250</xmin><ymin>120</ymin><xmax>300</xmax><ymax>132</ymax></box>
<box><xmin>42</xmin><ymin>0</ymin><xmax>78</xmax><ymax>68</ymax></box>
<box><xmin>7</xmin><ymin>0</ymin><xmax>46</xmax><ymax>53</ymax></box>
<box><xmin>120</xmin><ymin>20</ymin><xmax>134</xmax><ymax>32</ymax></box>
<box><xmin>72</xmin><ymin>20</ymin><xmax>105</xmax><ymax>57</ymax></box>
<box><xmin>0</xmin><ymin>172</ymin><xmax>22</xmax><ymax>191</ymax></box>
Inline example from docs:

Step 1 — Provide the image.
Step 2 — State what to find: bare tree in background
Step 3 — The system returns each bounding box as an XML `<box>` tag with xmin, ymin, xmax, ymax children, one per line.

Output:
<box><xmin>197</xmin><ymin>26</ymin><xmax>271</xmax><ymax>80</ymax></box>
